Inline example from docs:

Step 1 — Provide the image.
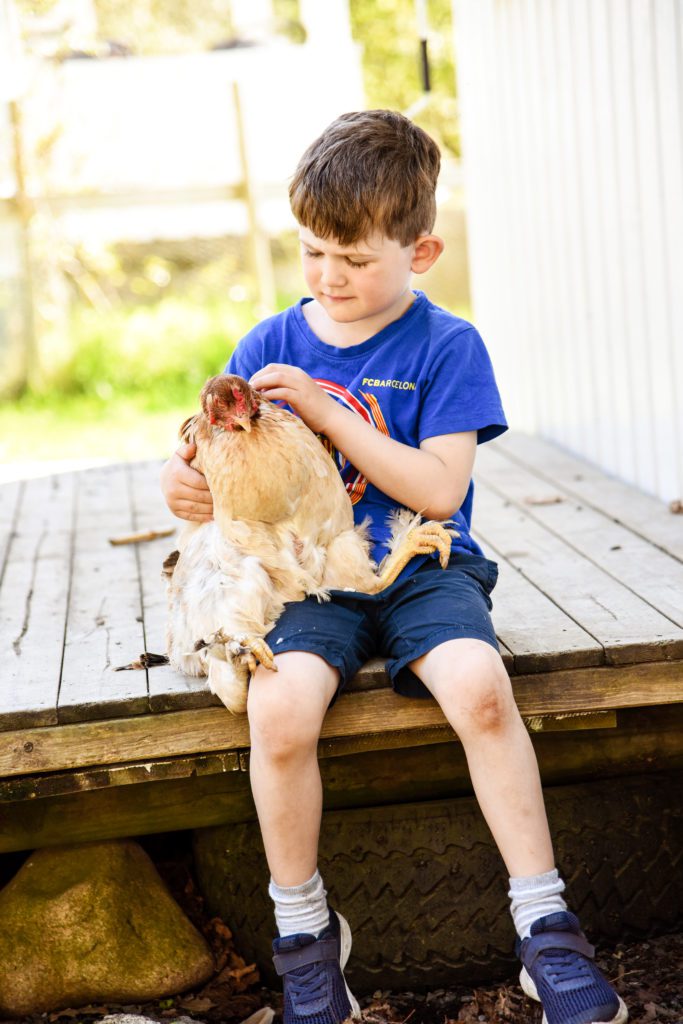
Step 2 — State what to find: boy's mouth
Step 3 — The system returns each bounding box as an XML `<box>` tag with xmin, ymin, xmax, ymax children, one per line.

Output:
<box><xmin>323</xmin><ymin>293</ymin><xmax>353</xmax><ymax>302</ymax></box>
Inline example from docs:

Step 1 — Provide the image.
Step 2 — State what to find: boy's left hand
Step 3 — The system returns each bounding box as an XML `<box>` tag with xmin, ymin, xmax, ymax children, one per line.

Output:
<box><xmin>249</xmin><ymin>364</ymin><xmax>337</xmax><ymax>434</ymax></box>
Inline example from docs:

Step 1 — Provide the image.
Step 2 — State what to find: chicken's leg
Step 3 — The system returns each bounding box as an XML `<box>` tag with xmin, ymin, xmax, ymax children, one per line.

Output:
<box><xmin>197</xmin><ymin>629</ymin><xmax>277</xmax><ymax>673</ymax></box>
<box><xmin>373</xmin><ymin>521</ymin><xmax>454</xmax><ymax>592</ymax></box>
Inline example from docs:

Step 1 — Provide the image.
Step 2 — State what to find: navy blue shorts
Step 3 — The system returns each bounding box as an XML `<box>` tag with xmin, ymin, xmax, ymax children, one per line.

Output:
<box><xmin>264</xmin><ymin>553</ymin><xmax>499</xmax><ymax>703</ymax></box>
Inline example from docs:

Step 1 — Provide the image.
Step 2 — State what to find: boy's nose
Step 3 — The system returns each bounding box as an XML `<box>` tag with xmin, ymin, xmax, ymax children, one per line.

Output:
<box><xmin>320</xmin><ymin>259</ymin><xmax>346</xmax><ymax>287</ymax></box>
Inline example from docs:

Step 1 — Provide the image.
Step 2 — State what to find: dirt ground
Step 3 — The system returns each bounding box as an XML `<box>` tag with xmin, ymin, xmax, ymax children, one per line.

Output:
<box><xmin>5</xmin><ymin>840</ymin><xmax>682</xmax><ymax>1024</ymax></box>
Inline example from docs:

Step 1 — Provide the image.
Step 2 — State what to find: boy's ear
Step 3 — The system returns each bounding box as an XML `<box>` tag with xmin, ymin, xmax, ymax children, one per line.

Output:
<box><xmin>411</xmin><ymin>234</ymin><xmax>445</xmax><ymax>274</ymax></box>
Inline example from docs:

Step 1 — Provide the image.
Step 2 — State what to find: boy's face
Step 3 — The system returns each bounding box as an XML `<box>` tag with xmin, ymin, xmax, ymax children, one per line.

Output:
<box><xmin>299</xmin><ymin>227</ymin><xmax>416</xmax><ymax>326</ymax></box>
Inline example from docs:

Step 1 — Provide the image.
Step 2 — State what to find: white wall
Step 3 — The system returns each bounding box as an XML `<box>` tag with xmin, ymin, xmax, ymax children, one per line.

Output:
<box><xmin>452</xmin><ymin>0</ymin><xmax>683</xmax><ymax>503</ymax></box>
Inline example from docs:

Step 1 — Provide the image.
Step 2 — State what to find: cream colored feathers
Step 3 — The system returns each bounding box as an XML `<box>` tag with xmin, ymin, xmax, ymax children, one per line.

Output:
<box><xmin>164</xmin><ymin>374</ymin><xmax>453</xmax><ymax>714</ymax></box>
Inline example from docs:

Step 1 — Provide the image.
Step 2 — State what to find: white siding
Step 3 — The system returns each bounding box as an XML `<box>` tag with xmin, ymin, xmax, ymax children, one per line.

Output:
<box><xmin>452</xmin><ymin>0</ymin><xmax>683</xmax><ymax>503</ymax></box>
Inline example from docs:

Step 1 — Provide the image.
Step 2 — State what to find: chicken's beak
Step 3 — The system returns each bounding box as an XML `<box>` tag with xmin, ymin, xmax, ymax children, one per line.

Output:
<box><xmin>233</xmin><ymin>415</ymin><xmax>252</xmax><ymax>433</ymax></box>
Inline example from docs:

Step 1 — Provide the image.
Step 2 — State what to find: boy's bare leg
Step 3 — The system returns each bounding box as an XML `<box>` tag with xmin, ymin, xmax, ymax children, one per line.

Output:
<box><xmin>247</xmin><ymin>651</ymin><xmax>339</xmax><ymax>886</ymax></box>
<box><xmin>409</xmin><ymin>637</ymin><xmax>554</xmax><ymax>877</ymax></box>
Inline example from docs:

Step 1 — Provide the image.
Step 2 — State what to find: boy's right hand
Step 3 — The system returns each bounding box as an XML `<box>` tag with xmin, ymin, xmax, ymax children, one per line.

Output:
<box><xmin>160</xmin><ymin>443</ymin><xmax>213</xmax><ymax>522</ymax></box>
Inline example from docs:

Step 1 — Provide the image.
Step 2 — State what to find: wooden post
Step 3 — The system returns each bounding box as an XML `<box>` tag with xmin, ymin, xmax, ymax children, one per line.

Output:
<box><xmin>232</xmin><ymin>80</ymin><xmax>276</xmax><ymax>316</ymax></box>
<box><xmin>8</xmin><ymin>96</ymin><xmax>38</xmax><ymax>394</ymax></box>
<box><xmin>1</xmin><ymin>0</ymin><xmax>37</xmax><ymax>395</ymax></box>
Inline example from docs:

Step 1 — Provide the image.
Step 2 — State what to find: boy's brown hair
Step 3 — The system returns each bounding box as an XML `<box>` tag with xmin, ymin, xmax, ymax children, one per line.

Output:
<box><xmin>289</xmin><ymin>110</ymin><xmax>440</xmax><ymax>247</ymax></box>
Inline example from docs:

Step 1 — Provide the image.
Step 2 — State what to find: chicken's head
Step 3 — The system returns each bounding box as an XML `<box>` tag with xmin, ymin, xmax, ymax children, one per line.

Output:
<box><xmin>200</xmin><ymin>374</ymin><xmax>261</xmax><ymax>433</ymax></box>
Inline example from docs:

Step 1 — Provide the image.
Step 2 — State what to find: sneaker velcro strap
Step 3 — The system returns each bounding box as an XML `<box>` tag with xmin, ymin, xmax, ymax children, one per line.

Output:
<box><xmin>522</xmin><ymin>930</ymin><xmax>595</xmax><ymax>969</ymax></box>
<box><xmin>273</xmin><ymin>938</ymin><xmax>339</xmax><ymax>976</ymax></box>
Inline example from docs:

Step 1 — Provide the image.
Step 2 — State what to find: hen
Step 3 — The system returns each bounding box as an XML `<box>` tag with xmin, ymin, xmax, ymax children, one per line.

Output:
<box><xmin>164</xmin><ymin>374</ymin><xmax>453</xmax><ymax>713</ymax></box>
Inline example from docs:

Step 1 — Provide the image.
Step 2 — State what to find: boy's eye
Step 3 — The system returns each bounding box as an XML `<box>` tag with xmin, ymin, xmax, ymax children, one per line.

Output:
<box><xmin>303</xmin><ymin>249</ymin><xmax>321</xmax><ymax>258</ymax></box>
<box><xmin>346</xmin><ymin>259</ymin><xmax>368</xmax><ymax>268</ymax></box>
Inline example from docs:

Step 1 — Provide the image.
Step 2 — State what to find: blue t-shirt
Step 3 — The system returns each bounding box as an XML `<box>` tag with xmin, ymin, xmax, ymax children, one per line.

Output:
<box><xmin>225</xmin><ymin>290</ymin><xmax>507</xmax><ymax>567</ymax></box>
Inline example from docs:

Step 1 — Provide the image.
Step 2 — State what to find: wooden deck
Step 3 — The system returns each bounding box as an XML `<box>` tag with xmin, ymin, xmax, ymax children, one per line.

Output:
<box><xmin>1</xmin><ymin>432</ymin><xmax>682</xmax><ymax>852</ymax></box>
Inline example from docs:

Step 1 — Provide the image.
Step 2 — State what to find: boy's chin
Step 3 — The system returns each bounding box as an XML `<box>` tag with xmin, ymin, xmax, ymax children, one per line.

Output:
<box><xmin>319</xmin><ymin>298</ymin><xmax>363</xmax><ymax>323</ymax></box>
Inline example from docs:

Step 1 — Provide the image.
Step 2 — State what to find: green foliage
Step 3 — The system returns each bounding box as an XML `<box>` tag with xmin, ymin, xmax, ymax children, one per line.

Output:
<box><xmin>349</xmin><ymin>0</ymin><xmax>459</xmax><ymax>157</ymax></box>
<box><xmin>272</xmin><ymin>0</ymin><xmax>307</xmax><ymax>43</ymax></box>
<box><xmin>0</xmin><ymin>293</ymin><xmax>268</xmax><ymax>464</ymax></box>
<box><xmin>93</xmin><ymin>0</ymin><xmax>235</xmax><ymax>54</ymax></box>
<box><xmin>39</xmin><ymin>294</ymin><xmax>255</xmax><ymax>409</ymax></box>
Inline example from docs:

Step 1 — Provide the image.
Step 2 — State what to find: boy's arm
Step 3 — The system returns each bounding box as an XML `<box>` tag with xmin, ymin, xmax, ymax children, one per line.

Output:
<box><xmin>250</xmin><ymin>364</ymin><xmax>476</xmax><ymax>520</ymax></box>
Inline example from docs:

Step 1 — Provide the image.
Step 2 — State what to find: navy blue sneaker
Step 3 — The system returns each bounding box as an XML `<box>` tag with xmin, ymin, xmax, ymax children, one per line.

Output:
<box><xmin>272</xmin><ymin>908</ymin><xmax>360</xmax><ymax>1024</ymax></box>
<box><xmin>517</xmin><ymin>912</ymin><xmax>628</xmax><ymax>1024</ymax></box>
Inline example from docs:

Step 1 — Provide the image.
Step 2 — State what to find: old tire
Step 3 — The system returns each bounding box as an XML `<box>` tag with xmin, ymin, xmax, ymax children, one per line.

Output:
<box><xmin>193</xmin><ymin>770</ymin><xmax>682</xmax><ymax>992</ymax></box>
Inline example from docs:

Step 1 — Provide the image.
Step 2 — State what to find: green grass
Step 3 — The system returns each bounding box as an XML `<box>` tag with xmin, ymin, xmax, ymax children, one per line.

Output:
<box><xmin>1</xmin><ymin>293</ymin><xmax>260</xmax><ymax>470</ymax></box>
<box><xmin>0</xmin><ymin>392</ymin><xmax>191</xmax><ymax>465</ymax></box>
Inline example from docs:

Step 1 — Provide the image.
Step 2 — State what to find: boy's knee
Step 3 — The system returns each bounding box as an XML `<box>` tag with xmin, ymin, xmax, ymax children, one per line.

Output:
<box><xmin>247</xmin><ymin>665</ymin><xmax>328</xmax><ymax>761</ymax></box>
<box><xmin>459</xmin><ymin>662</ymin><xmax>516</xmax><ymax>734</ymax></box>
<box><xmin>465</xmin><ymin>677</ymin><xmax>512</xmax><ymax>732</ymax></box>
<box><xmin>429</xmin><ymin>644</ymin><xmax>516</xmax><ymax>735</ymax></box>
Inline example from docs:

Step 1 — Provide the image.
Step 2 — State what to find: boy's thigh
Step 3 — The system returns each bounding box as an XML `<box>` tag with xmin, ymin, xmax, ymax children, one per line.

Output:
<box><xmin>262</xmin><ymin>594</ymin><xmax>376</xmax><ymax>706</ymax></box>
<box><xmin>377</xmin><ymin>555</ymin><xmax>500</xmax><ymax>699</ymax></box>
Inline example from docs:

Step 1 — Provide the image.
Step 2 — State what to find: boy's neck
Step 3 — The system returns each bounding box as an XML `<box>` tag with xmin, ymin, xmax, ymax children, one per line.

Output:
<box><xmin>302</xmin><ymin>290</ymin><xmax>417</xmax><ymax>348</ymax></box>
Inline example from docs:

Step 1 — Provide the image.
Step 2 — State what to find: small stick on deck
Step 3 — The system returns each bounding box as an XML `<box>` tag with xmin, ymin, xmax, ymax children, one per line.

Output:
<box><xmin>109</xmin><ymin>528</ymin><xmax>175</xmax><ymax>546</ymax></box>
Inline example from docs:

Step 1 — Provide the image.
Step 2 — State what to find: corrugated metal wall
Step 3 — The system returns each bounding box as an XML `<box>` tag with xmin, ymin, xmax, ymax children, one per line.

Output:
<box><xmin>452</xmin><ymin>0</ymin><xmax>683</xmax><ymax>502</ymax></box>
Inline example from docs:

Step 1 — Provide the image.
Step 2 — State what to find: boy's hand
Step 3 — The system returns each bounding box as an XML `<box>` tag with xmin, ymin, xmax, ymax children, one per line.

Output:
<box><xmin>160</xmin><ymin>443</ymin><xmax>213</xmax><ymax>522</ymax></box>
<box><xmin>249</xmin><ymin>364</ymin><xmax>338</xmax><ymax>435</ymax></box>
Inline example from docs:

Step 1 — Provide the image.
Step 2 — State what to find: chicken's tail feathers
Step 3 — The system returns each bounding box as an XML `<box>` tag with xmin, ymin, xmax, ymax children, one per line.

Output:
<box><xmin>384</xmin><ymin>508</ymin><xmax>425</xmax><ymax>555</ymax></box>
<box><xmin>162</xmin><ymin>548</ymin><xmax>180</xmax><ymax>580</ymax></box>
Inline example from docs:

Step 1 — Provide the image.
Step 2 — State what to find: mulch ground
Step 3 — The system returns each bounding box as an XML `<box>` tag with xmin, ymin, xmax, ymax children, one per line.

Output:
<box><xmin>6</xmin><ymin>836</ymin><xmax>683</xmax><ymax>1024</ymax></box>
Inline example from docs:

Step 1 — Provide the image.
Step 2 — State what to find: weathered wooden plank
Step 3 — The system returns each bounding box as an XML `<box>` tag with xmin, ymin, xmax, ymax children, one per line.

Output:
<box><xmin>0</xmin><ymin>479</ymin><xmax>23</xmax><ymax>588</ymax></box>
<box><xmin>127</xmin><ymin>460</ymin><xmax>216</xmax><ymax>711</ymax></box>
<box><xmin>477</xmin><ymin>443</ymin><xmax>683</xmax><ymax>628</ymax></box>
<box><xmin>0</xmin><ymin>765</ymin><xmax>255</xmax><ymax>853</ymax></box>
<box><xmin>1</xmin><ymin>704</ymin><xmax>681</xmax><ymax>853</ymax></box>
<box><xmin>272</xmin><ymin>710</ymin><xmax>618</xmax><ymax>764</ymax></box>
<box><xmin>58</xmin><ymin>465</ymin><xmax>149</xmax><ymax>723</ymax></box>
<box><xmin>472</xmin><ymin>479</ymin><xmax>683</xmax><ymax>665</ymax></box>
<box><xmin>348</xmin><ymin>658</ymin><xmax>391</xmax><ymax>691</ymax></box>
<box><xmin>471</xmin><ymin>530</ymin><xmax>604</xmax><ymax>673</ymax></box>
<box><xmin>1</xmin><ymin>659</ymin><xmax>682</xmax><ymax>779</ymax></box>
<box><xmin>0</xmin><ymin>750</ymin><xmax>240</xmax><ymax>802</ymax></box>
<box><xmin>0</xmin><ymin>474</ymin><xmax>76</xmax><ymax>729</ymax></box>
<box><xmin>492</xmin><ymin>433</ymin><xmax>683</xmax><ymax>561</ymax></box>
<box><xmin>0</xmin><ymin>711</ymin><xmax>618</xmax><ymax>802</ymax></box>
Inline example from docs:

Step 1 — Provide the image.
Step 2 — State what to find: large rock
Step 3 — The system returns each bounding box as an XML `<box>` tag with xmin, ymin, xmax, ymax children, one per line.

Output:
<box><xmin>0</xmin><ymin>839</ymin><xmax>215</xmax><ymax>1018</ymax></box>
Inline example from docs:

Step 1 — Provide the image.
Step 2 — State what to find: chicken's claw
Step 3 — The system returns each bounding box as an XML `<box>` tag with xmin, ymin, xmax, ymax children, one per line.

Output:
<box><xmin>195</xmin><ymin>630</ymin><xmax>277</xmax><ymax>674</ymax></box>
<box><xmin>374</xmin><ymin>521</ymin><xmax>455</xmax><ymax>591</ymax></box>
<box><xmin>411</xmin><ymin>521</ymin><xmax>453</xmax><ymax>569</ymax></box>
<box><xmin>227</xmin><ymin>635</ymin><xmax>277</xmax><ymax>674</ymax></box>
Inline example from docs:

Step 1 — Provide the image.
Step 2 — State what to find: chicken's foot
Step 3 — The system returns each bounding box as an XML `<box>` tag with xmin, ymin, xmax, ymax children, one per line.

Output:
<box><xmin>196</xmin><ymin>629</ymin><xmax>277</xmax><ymax>674</ymax></box>
<box><xmin>227</xmin><ymin>635</ymin><xmax>278</xmax><ymax>674</ymax></box>
<box><xmin>373</xmin><ymin>522</ymin><xmax>454</xmax><ymax>592</ymax></box>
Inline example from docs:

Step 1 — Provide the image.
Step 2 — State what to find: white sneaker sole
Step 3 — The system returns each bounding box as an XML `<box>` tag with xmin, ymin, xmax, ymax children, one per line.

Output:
<box><xmin>337</xmin><ymin>912</ymin><xmax>362</xmax><ymax>1020</ymax></box>
<box><xmin>520</xmin><ymin>967</ymin><xmax>628</xmax><ymax>1024</ymax></box>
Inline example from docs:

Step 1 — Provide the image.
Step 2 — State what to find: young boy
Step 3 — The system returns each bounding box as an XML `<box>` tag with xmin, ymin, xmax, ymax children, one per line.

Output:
<box><xmin>161</xmin><ymin>110</ymin><xmax>627</xmax><ymax>1024</ymax></box>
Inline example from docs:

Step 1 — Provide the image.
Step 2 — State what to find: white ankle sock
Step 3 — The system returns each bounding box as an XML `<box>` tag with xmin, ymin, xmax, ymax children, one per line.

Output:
<box><xmin>508</xmin><ymin>868</ymin><xmax>567</xmax><ymax>939</ymax></box>
<box><xmin>269</xmin><ymin>869</ymin><xmax>330</xmax><ymax>938</ymax></box>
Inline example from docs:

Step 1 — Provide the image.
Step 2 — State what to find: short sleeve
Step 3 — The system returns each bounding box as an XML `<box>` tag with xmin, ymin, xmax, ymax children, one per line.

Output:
<box><xmin>418</xmin><ymin>326</ymin><xmax>507</xmax><ymax>445</ymax></box>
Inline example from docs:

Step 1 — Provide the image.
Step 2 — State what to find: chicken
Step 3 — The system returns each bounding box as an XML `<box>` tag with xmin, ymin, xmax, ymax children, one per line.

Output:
<box><xmin>164</xmin><ymin>374</ymin><xmax>453</xmax><ymax>713</ymax></box>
